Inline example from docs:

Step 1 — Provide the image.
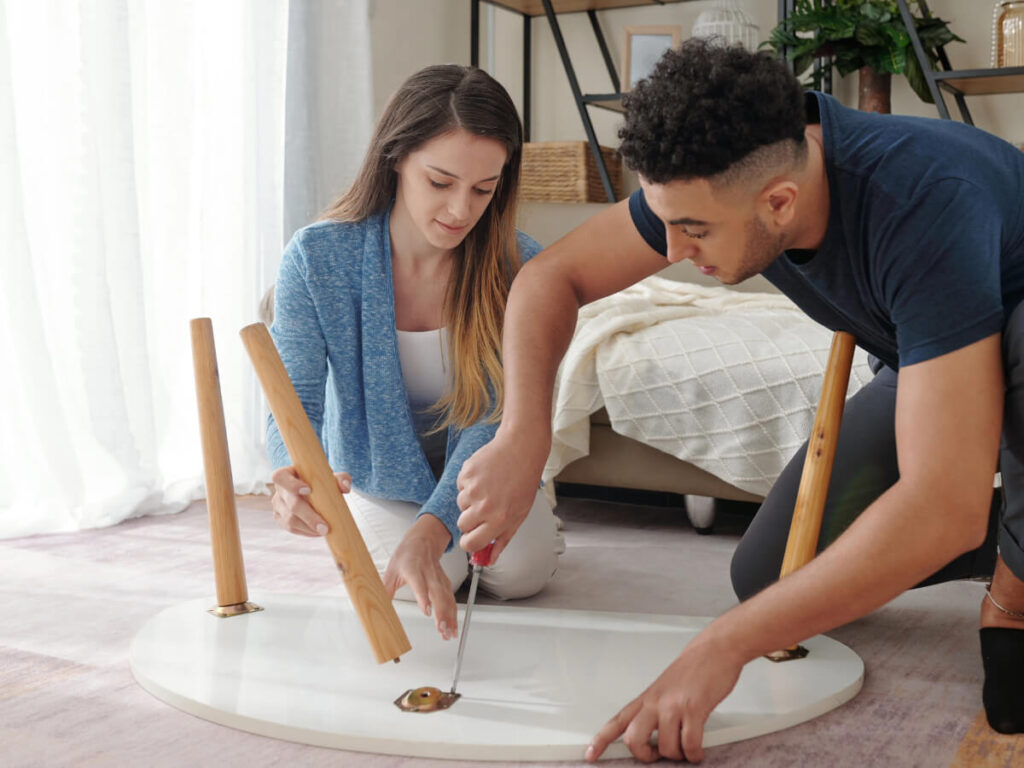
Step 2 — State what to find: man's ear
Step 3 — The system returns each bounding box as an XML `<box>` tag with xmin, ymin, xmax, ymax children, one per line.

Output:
<box><xmin>761</xmin><ymin>179</ymin><xmax>799</xmax><ymax>228</ymax></box>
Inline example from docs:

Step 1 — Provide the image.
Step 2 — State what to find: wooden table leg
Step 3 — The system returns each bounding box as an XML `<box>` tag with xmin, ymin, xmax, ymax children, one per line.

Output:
<box><xmin>240</xmin><ymin>322</ymin><xmax>411</xmax><ymax>664</ymax></box>
<box><xmin>190</xmin><ymin>318</ymin><xmax>262</xmax><ymax>618</ymax></box>
<box><xmin>767</xmin><ymin>330</ymin><xmax>856</xmax><ymax>661</ymax></box>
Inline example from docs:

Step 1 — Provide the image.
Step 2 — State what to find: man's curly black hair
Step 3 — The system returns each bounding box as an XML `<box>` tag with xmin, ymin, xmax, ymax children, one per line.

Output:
<box><xmin>618</xmin><ymin>38</ymin><xmax>807</xmax><ymax>184</ymax></box>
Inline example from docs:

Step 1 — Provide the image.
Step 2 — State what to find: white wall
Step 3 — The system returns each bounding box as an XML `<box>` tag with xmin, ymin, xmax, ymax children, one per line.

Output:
<box><xmin>367</xmin><ymin>0</ymin><xmax>1023</xmax><ymax>290</ymax></box>
<box><xmin>369</xmin><ymin>0</ymin><xmax>468</xmax><ymax>116</ymax></box>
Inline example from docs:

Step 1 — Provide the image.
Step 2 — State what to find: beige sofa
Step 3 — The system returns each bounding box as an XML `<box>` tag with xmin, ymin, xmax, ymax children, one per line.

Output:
<box><xmin>552</xmin><ymin>407</ymin><xmax>764</xmax><ymax>531</ymax></box>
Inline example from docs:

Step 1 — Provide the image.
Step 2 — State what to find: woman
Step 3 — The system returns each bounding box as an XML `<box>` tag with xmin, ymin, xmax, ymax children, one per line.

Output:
<box><xmin>267</xmin><ymin>65</ymin><xmax>563</xmax><ymax>641</ymax></box>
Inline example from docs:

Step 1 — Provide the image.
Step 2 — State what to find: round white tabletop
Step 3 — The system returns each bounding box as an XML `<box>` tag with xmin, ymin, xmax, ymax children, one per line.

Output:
<box><xmin>130</xmin><ymin>593</ymin><xmax>863</xmax><ymax>761</ymax></box>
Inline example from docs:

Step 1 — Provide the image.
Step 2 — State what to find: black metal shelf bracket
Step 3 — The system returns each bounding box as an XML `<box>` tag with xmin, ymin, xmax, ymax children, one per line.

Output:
<box><xmin>897</xmin><ymin>0</ymin><xmax>973</xmax><ymax>124</ymax></box>
<box><xmin>470</xmin><ymin>0</ymin><xmax>621</xmax><ymax>202</ymax></box>
<box><xmin>540</xmin><ymin>0</ymin><xmax>617</xmax><ymax>202</ymax></box>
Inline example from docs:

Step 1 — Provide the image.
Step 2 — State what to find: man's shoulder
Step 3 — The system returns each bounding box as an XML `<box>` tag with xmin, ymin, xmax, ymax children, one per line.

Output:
<box><xmin>822</xmin><ymin>93</ymin><xmax>1020</xmax><ymax>191</ymax></box>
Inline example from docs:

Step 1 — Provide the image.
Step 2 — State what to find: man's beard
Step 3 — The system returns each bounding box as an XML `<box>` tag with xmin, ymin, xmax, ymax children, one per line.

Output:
<box><xmin>724</xmin><ymin>215</ymin><xmax>786</xmax><ymax>285</ymax></box>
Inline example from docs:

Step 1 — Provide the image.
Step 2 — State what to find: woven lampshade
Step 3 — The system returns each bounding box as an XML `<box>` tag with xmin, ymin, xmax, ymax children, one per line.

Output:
<box><xmin>691</xmin><ymin>0</ymin><xmax>760</xmax><ymax>52</ymax></box>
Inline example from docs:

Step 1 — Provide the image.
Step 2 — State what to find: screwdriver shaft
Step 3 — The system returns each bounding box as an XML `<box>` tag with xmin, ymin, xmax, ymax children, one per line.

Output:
<box><xmin>449</xmin><ymin>564</ymin><xmax>482</xmax><ymax>695</ymax></box>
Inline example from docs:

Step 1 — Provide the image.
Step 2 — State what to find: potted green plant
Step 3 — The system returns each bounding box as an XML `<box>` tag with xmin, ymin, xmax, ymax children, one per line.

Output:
<box><xmin>765</xmin><ymin>0</ymin><xmax>964</xmax><ymax>113</ymax></box>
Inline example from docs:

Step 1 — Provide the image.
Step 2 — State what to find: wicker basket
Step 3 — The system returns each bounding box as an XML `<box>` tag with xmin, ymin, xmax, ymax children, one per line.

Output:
<box><xmin>521</xmin><ymin>141</ymin><xmax>623</xmax><ymax>203</ymax></box>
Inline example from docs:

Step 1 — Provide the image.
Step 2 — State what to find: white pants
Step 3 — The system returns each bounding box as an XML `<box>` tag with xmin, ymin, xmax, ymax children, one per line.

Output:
<box><xmin>345</xmin><ymin>488</ymin><xmax>564</xmax><ymax>601</ymax></box>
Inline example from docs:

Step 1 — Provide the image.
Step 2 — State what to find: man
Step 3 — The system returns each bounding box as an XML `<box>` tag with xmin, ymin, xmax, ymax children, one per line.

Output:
<box><xmin>454</xmin><ymin>39</ymin><xmax>1024</xmax><ymax>762</ymax></box>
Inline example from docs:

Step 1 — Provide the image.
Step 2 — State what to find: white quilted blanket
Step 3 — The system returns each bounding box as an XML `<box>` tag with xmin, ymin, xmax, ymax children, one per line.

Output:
<box><xmin>544</xmin><ymin>276</ymin><xmax>874</xmax><ymax>500</ymax></box>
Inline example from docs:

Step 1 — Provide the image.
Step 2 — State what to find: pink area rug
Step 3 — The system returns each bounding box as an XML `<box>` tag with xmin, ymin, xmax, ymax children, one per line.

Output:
<box><xmin>2</xmin><ymin>494</ymin><xmax>1020</xmax><ymax>766</ymax></box>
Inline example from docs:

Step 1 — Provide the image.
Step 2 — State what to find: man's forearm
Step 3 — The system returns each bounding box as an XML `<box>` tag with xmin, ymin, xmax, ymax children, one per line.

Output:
<box><xmin>707</xmin><ymin>478</ymin><xmax>988</xmax><ymax>662</ymax></box>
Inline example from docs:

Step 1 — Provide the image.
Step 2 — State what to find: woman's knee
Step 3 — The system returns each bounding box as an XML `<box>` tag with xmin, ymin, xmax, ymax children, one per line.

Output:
<box><xmin>480</xmin><ymin>548</ymin><xmax>559</xmax><ymax>600</ymax></box>
<box><xmin>479</xmin><ymin>493</ymin><xmax>563</xmax><ymax>600</ymax></box>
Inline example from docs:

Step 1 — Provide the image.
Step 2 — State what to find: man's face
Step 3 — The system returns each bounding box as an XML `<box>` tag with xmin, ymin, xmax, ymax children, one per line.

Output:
<box><xmin>642</xmin><ymin>176</ymin><xmax>786</xmax><ymax>285</ymax></box>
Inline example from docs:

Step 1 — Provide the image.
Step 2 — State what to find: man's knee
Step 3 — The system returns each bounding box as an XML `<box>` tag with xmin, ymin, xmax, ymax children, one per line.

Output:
<box><xmin>730</xmin><ymin>539</ymin><xmax>775</xmax><ymax>603</ymax></box>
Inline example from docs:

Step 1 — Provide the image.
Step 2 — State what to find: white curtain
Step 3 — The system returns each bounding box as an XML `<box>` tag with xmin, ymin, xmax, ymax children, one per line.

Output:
<box><xmin>0</xmin><ymin>0</ymin><xmax>372</xmax><ymax>538</ymax></box>
<box><xmin>284</xmin><ymin>0</ymin><xmax>374</xmax><ymax>240</ymax></box>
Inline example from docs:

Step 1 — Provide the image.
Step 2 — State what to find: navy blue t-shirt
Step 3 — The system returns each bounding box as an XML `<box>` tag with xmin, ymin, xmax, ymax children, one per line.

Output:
<box><xmin>629</xmin><ymin>92</ymin><xmax>1024</xmax><ymax>369</ymax></box>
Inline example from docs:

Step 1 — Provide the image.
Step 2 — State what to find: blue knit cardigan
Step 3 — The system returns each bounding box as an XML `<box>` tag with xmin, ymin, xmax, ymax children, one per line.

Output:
<box><xmin>267</xmin><ymin>206</ymin><xmax>541</xmax><ymax>548</ymax></box>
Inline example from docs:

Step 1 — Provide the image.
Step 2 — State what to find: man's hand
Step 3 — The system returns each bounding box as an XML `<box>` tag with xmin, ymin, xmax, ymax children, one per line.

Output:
<box><xmin>456</xmin><ymin>429</ymin><xmax>546</xmax><ymax>561</ymax></box>
<box><xmin>586</xmin><ymin>633</ymin><xmax>744</xmax><ymax>763</ymax></box>
<box><xmin>382</xmin><ymin>514</ymin><xmax>458</xmax><ymax>640</ymax></box>
<box><xmin>270</xmin><ymin>466</ymin><xmax>351</xmax><ymax>536</ymax></box>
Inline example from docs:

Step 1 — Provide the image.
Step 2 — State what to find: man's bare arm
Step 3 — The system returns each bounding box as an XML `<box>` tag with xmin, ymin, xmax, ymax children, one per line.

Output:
<box><xmin>590</xmin><ymin>333</ymin><xmax>1004</xmax><ymax>761</ymax></box>
<box><xmin>457</xmin><ymin>199</ymin><xmax>667</xmax><ymax>554</ymax></box>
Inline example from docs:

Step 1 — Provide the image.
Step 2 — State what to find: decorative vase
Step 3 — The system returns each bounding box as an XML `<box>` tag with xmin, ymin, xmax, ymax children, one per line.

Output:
<box><xmin>691</xmin><ymin>0</ymin><xmax>760</xmax><ymax>51</ymax></box>
<box><xmin>992</xmin><ymin>1</ymin><xmax>1024</xmax><ymax>67</ymax></box>
<box><xmin>858</xmin><ymin>66</ymin><xmax>891</xmax><ymax>114</ymax></box>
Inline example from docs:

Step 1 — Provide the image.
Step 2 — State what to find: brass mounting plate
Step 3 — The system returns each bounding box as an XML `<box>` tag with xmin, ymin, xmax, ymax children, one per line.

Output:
<box><xmin>394</xmin><ymin>686</ymin><xmax>461</xmax><ymax>713</ymax></box>
<box><xmin>208</xmin><ymin>601</ymin><xmax>264</xmax><ymax>618</ymax></box>
<box><xmin>764</xmin><ymin>645</ymin><xmax>809</xmax><ymax>663</ymax></box>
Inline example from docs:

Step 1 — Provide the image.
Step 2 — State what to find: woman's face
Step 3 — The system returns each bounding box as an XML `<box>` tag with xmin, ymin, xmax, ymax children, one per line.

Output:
<box><xmin>394</xmin><ymin>128</ymin><xmax>509</xmax><ymax>252</ymax></box>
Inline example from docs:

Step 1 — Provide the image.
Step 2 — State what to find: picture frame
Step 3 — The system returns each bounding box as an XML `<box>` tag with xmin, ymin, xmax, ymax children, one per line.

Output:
<box><xmin>622</xmin><ymin>25</ymin><xmax>682</xmax><ymax>92</ymax></box>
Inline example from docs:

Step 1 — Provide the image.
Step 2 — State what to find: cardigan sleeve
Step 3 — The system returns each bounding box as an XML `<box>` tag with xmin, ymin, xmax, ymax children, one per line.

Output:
<box><xmin>266</xmin><ymin>234</ymin><xmax>329</xmax><ymax>469</ymax></box>
<box><xmin>415</xmin><ymin>419</ymin><xmax>498</xmax><ymax>548</ymax></box>
<box><xmin>516</xmin><ymin>230</ymin><xmax>542</xmax><ymax>264</ymax></box>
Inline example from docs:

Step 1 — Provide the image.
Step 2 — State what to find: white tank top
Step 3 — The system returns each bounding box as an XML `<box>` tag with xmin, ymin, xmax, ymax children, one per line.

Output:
<box><xmin>396</xmin><ymin>328</ymin><xmax>449</xmax><ymax>478</ymax></box>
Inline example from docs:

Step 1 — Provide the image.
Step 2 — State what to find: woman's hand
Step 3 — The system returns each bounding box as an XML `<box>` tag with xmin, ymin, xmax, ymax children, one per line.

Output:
<box><xmin>383</xmin><ymin>514</ymin><xmax>459</xmax><ymax>640</ymax></box>
<box><xmin>270</xmin><ymin>466</ymin><xmax>351</xmax><ymax>536</ymax></box>
<box><xmin>585</xmin><ymin>632</ymin><xmax>744</xmax><ymax>764</ymax></box>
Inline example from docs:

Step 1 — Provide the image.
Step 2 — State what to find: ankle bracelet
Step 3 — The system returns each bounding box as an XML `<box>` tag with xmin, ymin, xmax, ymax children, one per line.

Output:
<box><xmin>985</xmin><ymin>584</ymin><xmax>1024</xmax><ymax>621</ymax></box>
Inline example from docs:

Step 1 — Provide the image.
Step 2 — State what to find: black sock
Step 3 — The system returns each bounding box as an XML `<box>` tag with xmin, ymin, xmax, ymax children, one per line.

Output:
<box><xmin>980</xmin><ymin>627</ymin><xmax>1024</xmax><ymax>734</ymax></box>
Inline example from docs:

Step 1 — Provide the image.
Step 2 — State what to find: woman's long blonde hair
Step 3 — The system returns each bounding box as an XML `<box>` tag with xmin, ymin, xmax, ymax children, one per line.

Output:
<box><xmin>319</xmin><ymin>65</ymin><xmax>523</xmax><ymax>430</ymax></box>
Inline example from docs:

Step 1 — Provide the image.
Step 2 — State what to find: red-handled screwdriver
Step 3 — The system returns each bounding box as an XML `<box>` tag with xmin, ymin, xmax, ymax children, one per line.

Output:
<box><xmin>449</xmin><ymin>542</ymin><xmax>495</xmax><ymax>695</ymax></box>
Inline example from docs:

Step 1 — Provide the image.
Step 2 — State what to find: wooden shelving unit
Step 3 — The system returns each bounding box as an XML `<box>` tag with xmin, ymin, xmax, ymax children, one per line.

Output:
<box><xmin>470</xmin><ymin>0</ymin><xmax>1023</xmax><ymax>201</ymax></box>
<box><xmin>483</xmin><ymin>0</ymin><xmax>686</xmax><ymax>14</ymax></box>
<box><xmin>931</xmin><ymin>68</ymin><xmax>1024</xmax><ymax>98</ymax></box>
<box><xmin>582</xmin><ymin>93</ymin><xmax>624</xmax><ymax>112</ymax></box>
<box><xmin>897</xmin><ymin>0</ymin><xmax>1024</xmax><ymax>124</ymax></box>
<box><xmin>467</xmin><ymin>1</ymin><xmax>819</xmax><ymax>201</ymax></box>
<box><xmin>471</xmin><ymin>0</ymin><xmax>693</xmax><ymax>202</ymax></box>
